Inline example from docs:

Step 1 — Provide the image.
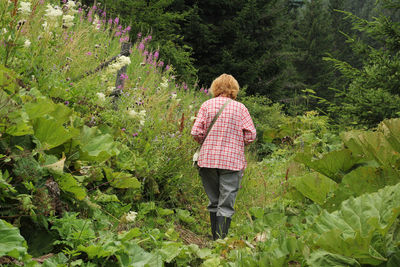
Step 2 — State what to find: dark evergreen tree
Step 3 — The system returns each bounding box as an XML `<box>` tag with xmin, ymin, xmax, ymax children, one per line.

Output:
<box><xmin>326</xmin><ymin>3</ymin><xmax>400</xmax><ymax>127</ymax></box>
<box><xmin>293</xmin><ymin>0</ymin><xmax>336</xmax><ymax>99</ymax></box>
<box><xmin>182</xmin><ymin>0</ymin><xmax>300</xmax><ymax>99</ymax></box>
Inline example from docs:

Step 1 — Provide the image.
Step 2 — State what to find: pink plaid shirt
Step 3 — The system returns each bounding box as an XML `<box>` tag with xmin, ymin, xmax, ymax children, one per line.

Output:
<box><xmin>191</xmin><ymin>96</ymin><xmax>256</xmax><ymax>170</ymax></box>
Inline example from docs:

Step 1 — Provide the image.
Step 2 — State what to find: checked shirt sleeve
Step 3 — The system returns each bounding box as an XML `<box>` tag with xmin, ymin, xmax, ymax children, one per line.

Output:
<box><xmin>191</xmin><ymin>104</ymin><xmax>207</xmax><ymax>144</ymax></box>
<box><xmin>242</xmin><ymin>106</ymin><xmax>256</xmax><ymax>145</ymax></box>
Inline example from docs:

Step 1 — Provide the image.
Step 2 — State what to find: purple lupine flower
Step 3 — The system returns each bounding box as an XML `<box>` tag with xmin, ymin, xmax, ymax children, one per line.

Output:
<box><xmin>114</xmin><ymin>17</ymin><xmax>119</xmax><ymax>24</ymax></box>
<box><xmin>143</xmin><ymin>51</ymin><xmax>149</xmax><ymax>56</ymax></box>
<box><xmin>154</xmin><ymin>51</ymin><xmax>159</xmax><ymax>60</ymax></box>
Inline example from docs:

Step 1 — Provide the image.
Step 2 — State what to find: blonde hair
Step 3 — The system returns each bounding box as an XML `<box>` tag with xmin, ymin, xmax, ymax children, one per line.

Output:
<box><xmin>210</xmin><ymin>74</ymin><xmax>239</xmax><ymax>99</ymax></box>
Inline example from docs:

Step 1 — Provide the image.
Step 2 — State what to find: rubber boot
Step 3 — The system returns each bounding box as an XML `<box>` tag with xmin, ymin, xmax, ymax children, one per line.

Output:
<box><xmin>216</xmin><ymin>216</ymin><xmax>231</xmax><ymax>239</ymax></box>
<box><xmin>210</xmin><ymin>212</ymin><xmax>217</xmax><ymax>240</ymax></box>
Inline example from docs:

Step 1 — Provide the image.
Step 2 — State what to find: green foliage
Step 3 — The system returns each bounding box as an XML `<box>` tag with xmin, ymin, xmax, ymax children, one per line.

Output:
<box><xmin>310</xmin><ymin>183</ymin><xmax>400</xmax><ymax>265</ymax></box>
<box><xmin>326</xmin><ymin>7</ymin><xmax>400</xmax><ymax>128</ymax></box>
<box><xmin>0</xmin><ymin>219</ymin><xmax>28</xmax><ymax>260</ymax></box>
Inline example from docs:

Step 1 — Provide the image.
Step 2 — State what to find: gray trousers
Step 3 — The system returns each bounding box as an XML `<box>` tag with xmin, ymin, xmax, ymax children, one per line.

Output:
<box><xmin>199</xmin><ymin>168</ymin><xmax>242</xmax><ymax>218</ymax></box>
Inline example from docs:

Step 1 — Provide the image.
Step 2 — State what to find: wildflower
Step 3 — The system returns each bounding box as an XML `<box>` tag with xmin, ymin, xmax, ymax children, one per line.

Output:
<box><xmin>18</xmin><ymin>2</ymin><xmax>31</xmax><ymax>16</ymax></box>
<box><xmin>137</xmin><ymin>32</ymin><xmax>142</xmax><ymax>39</ymax></box>
<box><xmin>171</xmin><ymin>93</ymin><xmax>177</xmax><ymax>99</ymax></box>
<box><xmin>125</xmin><ymin>26</ymin><xmax>131</xmax><ymax>32</ymax></box>
<box><xmin>115</xmin><ymin>31</ymin><xmax>122</xmax><ymax>37</ymax></box>
<box><xmin>96</xmin><ymin>92</ymin><xmax>106</xmax><ymax>102</ymax></box>
<box><xmin>121</xmin><ymin>128</ymin><xmax>126</xmax><ymax>132</ymax></box>
<box><xmin>86</xmin><ymin>51</ymin><xmax>92</xmax><ymax>56</ymax></box>
<box><xmin>106</xmin><ymin>56</ymin><xmax>131</xmax><ymax>75</ymax></box>
<box><xmin>158</xmin><ymin>61</ymin><xmax>164</xmax><ymax>67</ymax></box>
<box><xmin>24</xmin><ymin>39</ymin><xmax>31</xmax><ymax>48</ymax></box>
<box><xmin>165</xmin><ymin>65</ymin><xmax>170</xmax><ymax>71</ymax></box>
<box><xmin>66</xmin><ymin>1</ymin><xmax>77</xmax><ymax>15</ymax></box>
<box><xmin>114</xmin><ymin>17</ymin><xmax>119</xmax><ymax>25</ymax></box>
<box><xmin>64</xmin><ymin>100</ymin><xmax>69</xmax><ymax>105</ymax></box>
<box><xmin>45</xmin><ymin>4</ymin><xmax>63</xmax><ymax>20</ymax></box>
<box><xmin>63</xmin><ymin>15</ymin><xmax>75</xmax><ymax>28</ymax></box>
<box><xmin>128</xmin><ymin>109</ymin><xmax>138</xmax><ymax>118</ymax></box>
<box><xmin>120</xmin><ymin>73</ymin><xmax>128</xmax><ymax>80</ymax></box>
<box><xmin>66</xmin><ymin>1</ymin><xmax>76</xmax><ymax>9</ymax></box>
<box><xmin>132</xmin><ymin>133</ymin><xmax>138</xmax><ymax>137</ymax></box>
<box><xmin>154</xmin><ymin>50</ymin><xmax>159</xmax><ymax>60</ymax></box>
<box><xmin>108</xmin><ymin>19</ymin><xmax>112</xmax><ymax>25</ymax></box>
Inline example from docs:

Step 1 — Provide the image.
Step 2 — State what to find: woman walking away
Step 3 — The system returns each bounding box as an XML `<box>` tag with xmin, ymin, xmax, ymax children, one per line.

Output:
<box><xmin>191</xmin><ymin>74</ymin><xmax>256</xmax><ymax>240</ymax></box>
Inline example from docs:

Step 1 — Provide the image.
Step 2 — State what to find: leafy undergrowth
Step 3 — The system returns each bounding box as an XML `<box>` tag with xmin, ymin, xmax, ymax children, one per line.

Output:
<box><xmin>2</xmin><ymin>1</ymin><xmax>400</xmax><ymax>266</ymax></box>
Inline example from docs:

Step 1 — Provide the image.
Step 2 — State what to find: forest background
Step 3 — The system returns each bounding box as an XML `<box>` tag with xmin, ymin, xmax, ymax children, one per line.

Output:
<box><xmin>81</xmin><ymin>0</ymin><xmax>400</xmax><ymax>128</ymax></box>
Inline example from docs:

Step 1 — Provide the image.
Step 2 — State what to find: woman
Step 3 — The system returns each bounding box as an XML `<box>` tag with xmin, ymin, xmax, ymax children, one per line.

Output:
<box><xmin>191</xmin><ymin>74</ymin><xmax>256</xmax><ymax>240</ymax></box>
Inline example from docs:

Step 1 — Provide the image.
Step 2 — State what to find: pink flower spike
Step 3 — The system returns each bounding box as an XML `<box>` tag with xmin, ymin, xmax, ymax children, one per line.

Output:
<box><xmin>154</xmin><ymin>51</ymin><xmax>159</xmax><ymax>59</ymax></box>
<box><xmin>126</xmin><ymin>26</ymin><xmax>131</xmax><ymax>32</ymax></box>
<box><xmin>114</xmin><ymin>17</ymin><xmax>119</xmax><ymax>25</ymax></box>
<box><xmin>158</xmin><ymin>61</ymin><xmax>164</xmax><ymax>67</ymax></box>
<box><xmin>86</xmin><ymin>51</ymin><xmax>92</xmax><ymax>56</ymax></box>
<box><xmin>108</xmin><ymin>19</ymin><xmax>112</xmax><ymax>24</ymax></box>
<box><xmin>137</xmin><ymin>32</ymin><xmax>142</xmax><ymax>39</ymax></box>
<box><xmin>115</xmin><ymin>32</ymin><xmax>122</xmax><ymax>37</ymax></box>
<box><xmin>138</xmin><ymin>42</ymin><xmax>145</xmax><ymax>51</ymax></box>
<box><xmin>102</xmin><ymin>11</ymin><xmax>106</xmax><ymax>17</ymax></box>
<box><xmin>166</xmin><ymin>65</ymin><xmax>170</xmax><ymax>71</ymax></box>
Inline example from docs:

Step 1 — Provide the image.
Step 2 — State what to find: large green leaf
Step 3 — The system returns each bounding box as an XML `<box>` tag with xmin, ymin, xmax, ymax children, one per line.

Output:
<box><xmin>107</xmin><ymin>172</ymin><xmax>141</xmax><ymax>189</ymax></box>
<box><xmin>5</xmin><ymin>110</ymin><xmax>34</xmax><ymax>136</ymax></box>
<box><xmin>159</xmin><ymin>242</ymin><xmax>182</xmax><ymax>263</ymax></box>
<box><xmin>24</xmin><ymin>97</ymin><xmax>56</xmax><ymax>120</ymax></box>
<box><xmin>311</xmin><ymin>183</ymin><xmax>400</xmax><ymax>265</ymax></box>
<box><xmin>78</xmin><ymin>126</ymin><xmax>119</xmax><ymax>162</ymax></box>
<box><xmin>0</xmin><ymin>219</ymin><xmax>28</xmax><ymax>259</ymax></box>
<box><xmin>291</xmin><ymin>172</ymin><xmax>337</xmax><ymax>205</ymax></box>
<box><xmin>342</xmin><ymin>131</ymin><xmax>400</xmax><ymax>168</ymax></box>
<box><xmin>295</xmin><ymin>149</ymin><xmax>360</xmax><ymax>183</ymax></box>
<box><xmin>33</xmin><ymin>117</ymin><xmax>77</xmax><ymax>150</ymax></box>
<box><xmin>307</xmin><ymin>250</ymin><xmax>361</xmax><ymax>267</ymax></box>
<box><xmin>378</xmin><ymin>119</ymin><xmax>400</xmax><ymax>153</ymax></box>
<box><xmin>342</xmin><ymin>166</ymin><xmax>400</xmax><ymax>196</ymax></box>
<box><xmin>53</xmin><ymin>173</ymin><xmax>87</xmax><ymax>200</ymax></box>
<box><xmin>117</xmin><ymin>243</ymin><xmax>162</xmax><ymax>267</ymax></box>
